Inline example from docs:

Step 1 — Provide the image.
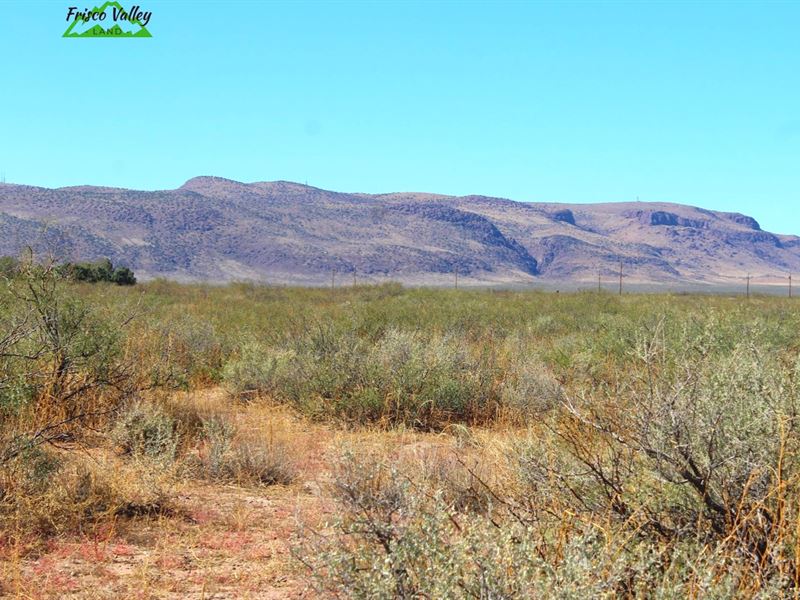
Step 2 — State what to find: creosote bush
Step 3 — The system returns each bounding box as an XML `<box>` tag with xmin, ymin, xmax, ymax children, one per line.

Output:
<box><xmin>223</xmin><ymin>327</ymin><xmax>509</xmax><ymax>428</ymax></box>
<box><xmin>301</xmin><ymin>426</ymin><xmax>800</xmax><ymax>598</ymax></box>
<box><xmin>526</xmin><ymin>319</ymin><xmax>800</xmax><ymax>573</ymax></box>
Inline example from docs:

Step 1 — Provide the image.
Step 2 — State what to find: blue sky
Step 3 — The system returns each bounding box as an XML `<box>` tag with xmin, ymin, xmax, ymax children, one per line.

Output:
<box><xmin>0</xmin><ymin>1</ymin><xmax>798</xmax><ymax>233</ymax></box>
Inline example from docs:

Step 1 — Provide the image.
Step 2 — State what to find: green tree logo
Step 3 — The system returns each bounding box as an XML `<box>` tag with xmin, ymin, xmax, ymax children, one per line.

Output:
<box><xmin>63</xmin><ymin>2</ymin><xmax>152</xmax><ymax>38</ymax></box>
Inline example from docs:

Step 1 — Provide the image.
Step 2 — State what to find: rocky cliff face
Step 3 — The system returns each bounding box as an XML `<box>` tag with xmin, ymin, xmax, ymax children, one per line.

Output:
<box><xmin>0</xmin><ymin>178</ymin><xmax>797</xmax><ymax>285</ymax></box>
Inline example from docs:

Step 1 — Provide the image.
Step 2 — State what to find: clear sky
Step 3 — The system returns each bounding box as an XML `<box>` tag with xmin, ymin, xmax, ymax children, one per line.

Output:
<box><xmin>1</xmin><ymin>1</ymin><xmax>798</xmax><ymax>233</ymax></box>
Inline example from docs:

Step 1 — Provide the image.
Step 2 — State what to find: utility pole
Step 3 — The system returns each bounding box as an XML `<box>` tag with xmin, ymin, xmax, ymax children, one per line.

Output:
<box><xmin>454</xmin><ymin>266</ymin><xmax>459</xmax><ymax>290</ymax></box>
<box><xmin>598</xmin><ymin>270</ymin><xmax>602</xmax><ymax>293</ymax></box>
<box><xmin>790</xmin><ymin>274</ymin><xmax>793</xmax><ymax>298</ymax></box>
<box><xmin>331</xmin><ymin>269</ymin><xmax>335</xmax><ymax>291</ymax></box>
<box><xmin>618</xmin><ymin>260</ymin><xmax>623</xmax><ymax>295</ymax></box>
<box><xmin>746</xmin><ymin>274</ymin><xmax>751</xmax><ymax>299</ymax></box>
<box><xmin>353</xmin><ymin>269</ymin><xmax>357</xmax><ymax>288</ymax></box>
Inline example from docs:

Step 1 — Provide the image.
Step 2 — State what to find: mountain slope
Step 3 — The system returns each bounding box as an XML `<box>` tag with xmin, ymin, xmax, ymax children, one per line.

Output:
<box><xmin>0</xmin><ymin>177</ymin><xmax>797</xmax><ymax>285</ymax></box>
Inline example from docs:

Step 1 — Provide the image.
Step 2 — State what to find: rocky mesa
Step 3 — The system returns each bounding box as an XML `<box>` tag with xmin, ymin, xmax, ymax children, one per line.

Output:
<box><xmin>0</xmin><ymin>177</ymin><xmax>797</xmax><ymax>286</ymax></box>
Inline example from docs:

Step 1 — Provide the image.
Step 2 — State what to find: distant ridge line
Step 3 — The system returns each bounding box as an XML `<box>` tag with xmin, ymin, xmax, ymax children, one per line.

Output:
<box><xmin>0</xmin><ymin>177</ymin><xmax>796</xmax><ymax>286</ymax></box>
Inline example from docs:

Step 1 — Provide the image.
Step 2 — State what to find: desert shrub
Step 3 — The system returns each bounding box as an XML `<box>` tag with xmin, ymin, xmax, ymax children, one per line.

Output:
<box><xmin>0</xmin><ymin>260</ymin><xmax>139</xmax><ymax>467</ymax></box>
<box><xmin>111</xmin><ymin>401</ymin><xmax>179</xmax><ymax>463</ymax></box>
<box><xmin>301</xmin><ymin>448</ymin><xmax>507</xmax><ymax>596</ymax></box>
<box><xmin>191</xmin><ymin>414</ymin><xmax>294</xmax><ymax>485</ymax></box>
<box><xmin>300</xmin><ymin>449</ymin><xmax>420</xmax><ymax>596</ymax></box>
<box><xmin>405</xmin><ymin>444</ymin><xmax>497</xmax><ymax>514</ymax></box>
<box><xmin>134</xmin><ymin>313</ymin><xmax>226</xmax><ymax>389</ymax></box>
<box><xmin>500</xmin><ymin>359</ymin><xmax>563</xmax><ymax>418</ymax></box>
<box><xmin>0</xmin><ymin>261</ymin><xmax>177</xmax><ymax>540</ymax></box>
<box><xmin>277</xmin><ymin>323</ymin><xmax>369</xmax><ymax>410</ymax></box>
<box><xmin>500</xmin><ymin>334</ymin><xmax>565</xmax><ymax>419</ymax></box>
<box><xmin>222</xmin><ymin>435</ymin><xmax>295</xmax><ymax>485</ymax></box>
<box><xmin>517</xmin><ymin>317</ymin><xmax>800</xmax><ymax>588</ymax></box>
<box><xmin>223</xmin><ymin>326</ymin><xmax>499</xmax><ymax>428</ymax></box>
<box><xmin>161</xmin><ymin>394</ymin><xmax>208</xmax><ymax>442</ymax></box>
<box><xmin>222</xmin><ymin>339</ymin><xmax>291</xmax><ymax>396</ymax></box>
<box><xmin>167</xmin><ymin>315</ymin><xmax>225</xmax><ymax>384</ymax></box>
<box><xmin>0</xmin><ymin>297</ymin><xmax>37</xmax><ymax>415</ymax></box>
<box><xmin>0</xmin><ymin>444</ymin><xmax>62</xmax><ymax>497</ymax></box>
<box><xmin>297</xmin><ymin>449</ymin><xmax>581</xmax><ymax>597</ymax></box>
<box><xmin>300</xmin><ymin>444</ymin><xmax>796</xmax><ymax>599</ymax></box>
<box><xmin>196</xmin><ymin>415</ymin><xmax>235</xmax><ymax>478</ymax></box>
<box><xmin>296</xmin><ymin>307</ymin><xmax>800</xmax><ymax>597</ymax></box>
<box><xmin>359</xmin><ymin>328</ymin><xmax>495</xmax><ymax>426</ymax></box>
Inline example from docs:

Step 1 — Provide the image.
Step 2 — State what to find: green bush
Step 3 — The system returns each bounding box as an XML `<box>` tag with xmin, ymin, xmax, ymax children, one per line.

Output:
<box><xmin>515</xmin><ymin>317</ymin><xmax>800</xmax><ymax>585</ymax></box>
<box><xmin>111</xmin><ymin>266</ymin><xmax>136</xmax><ymax>285</ymax></box>
<box><xmin>223</xmin><ymin>326</ymin><xmax>499</xmax><ymax>428</ymax></box>
<box><xmin>222</xmin><ymin>339</ymin><xmax>289</xmax><ymax>396</ymax></box>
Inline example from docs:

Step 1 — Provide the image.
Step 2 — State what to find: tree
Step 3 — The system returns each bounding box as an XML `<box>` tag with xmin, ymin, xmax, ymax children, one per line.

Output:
<box><xmin>58</xmin><ymin>258</ymin><xmax>136</xmax><ymax>285</ymax></box>
<box><xmin>91</xmin><ymin>258</ymin><xmax>113</xmax><ymax>282</ymax></box>
<box><xmin>111</xmin><ymin>266</ymin><xmax>136</xmax><ymax>286</ymax></box>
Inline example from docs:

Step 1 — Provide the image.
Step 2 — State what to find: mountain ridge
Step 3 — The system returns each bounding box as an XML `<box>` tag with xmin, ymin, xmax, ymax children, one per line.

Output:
<box><xmin>0</xmin><ymin>178</ymin><xmax>796</xmax><ymax>286</ymax></box>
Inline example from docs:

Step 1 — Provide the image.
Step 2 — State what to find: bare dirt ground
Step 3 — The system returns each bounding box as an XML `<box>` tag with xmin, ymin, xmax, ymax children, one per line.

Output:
<box><xmin>3</xmin><ymin>485</ymin><xmax>320</xmax><ymax>599</ymax></box>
